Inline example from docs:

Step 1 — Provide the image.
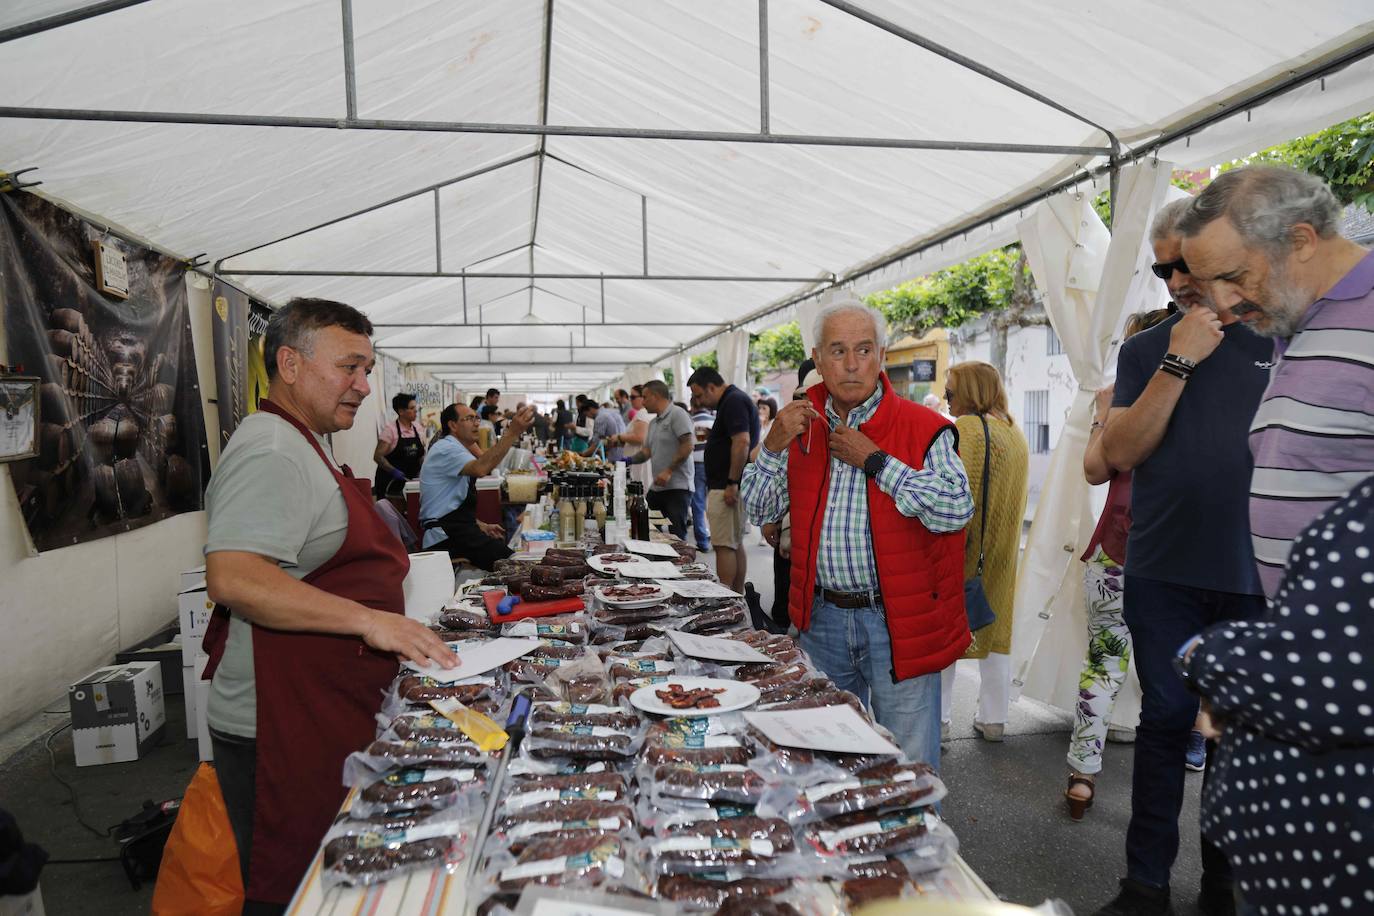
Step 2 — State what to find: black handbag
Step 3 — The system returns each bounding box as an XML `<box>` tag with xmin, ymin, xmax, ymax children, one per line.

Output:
<box><xmin>963</xmin><ymin>415</ymin><xmax>997</xmax><ymax>632</ymax></box>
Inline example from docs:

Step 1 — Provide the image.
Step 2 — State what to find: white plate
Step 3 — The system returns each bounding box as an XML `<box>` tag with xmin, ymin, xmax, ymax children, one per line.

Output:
<box><xmin>588</xmin><ymin>553</ymin><xmax>646</xmax><ymax>576</ymax></box>
<box><xmin>593</xmin><ymin>583</ymin><xmax>673</xmax><ymax>609</ymax></box>
<box><xmin>628</xmin><ymin>677</ymin><xmax>760</xmax><ymax>717</ymax></box>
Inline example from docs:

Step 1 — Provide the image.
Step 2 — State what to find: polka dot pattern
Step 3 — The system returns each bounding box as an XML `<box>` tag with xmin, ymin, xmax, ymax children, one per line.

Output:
<box><xmin>1188</xmin><ymin>480</ymin><xmax>1374</xmax><ymax>914</ymax></box>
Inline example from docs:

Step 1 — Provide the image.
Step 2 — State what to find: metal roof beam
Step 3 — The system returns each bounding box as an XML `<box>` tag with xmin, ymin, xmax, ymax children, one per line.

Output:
<box><xmin>0</xmin><ymin>0</ymin><xmax>153</xmax><ymax>44</ymax></box>
<box><xmin>221</xmin><ymin>269</ymin><xmax>822</xmax><ymax>281</ymax></box>
<box><xmin>0</xmin><ymin>106</ymin><xmax>1111</xmax><ymax>155</ymax></box>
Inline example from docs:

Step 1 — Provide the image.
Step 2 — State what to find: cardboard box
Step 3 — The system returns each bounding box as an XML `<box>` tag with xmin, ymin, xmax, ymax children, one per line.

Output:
<box><xmin>177</xmin><ymin>583</ymin><xmax>214</xmax><ymax>663</ymax></box>
<box><xmin>179</xmin><ymin>564</ymin><xmax>205</xmax><ymax>593</ymax></box>
<box><xmin>116</xmin><ymin>640</ymin><xmax>183</xmax><ymax>696</ymax></box>
<box><xmin>0</xmin><ymin>887</ymin><xmax>44</xmax><ymax>916</ymax></box>
<box><xmin>69</xmin><ymin>662</ymin><xmax>165</xmax><ymax>767</ymax></box>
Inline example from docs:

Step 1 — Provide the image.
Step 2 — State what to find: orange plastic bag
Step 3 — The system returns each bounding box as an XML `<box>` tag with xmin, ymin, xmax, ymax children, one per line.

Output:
<box><xmin>151</xmin><ymin>762</ymin><xmax>244</xmax><ymax>916</ymax></box>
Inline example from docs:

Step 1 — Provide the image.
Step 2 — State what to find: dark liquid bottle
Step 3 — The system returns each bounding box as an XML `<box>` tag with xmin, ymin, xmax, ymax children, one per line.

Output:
<box><xmin>628</xmin><ymin>481</ymin><xmax>651</xmax><ymax>542</ymax></box>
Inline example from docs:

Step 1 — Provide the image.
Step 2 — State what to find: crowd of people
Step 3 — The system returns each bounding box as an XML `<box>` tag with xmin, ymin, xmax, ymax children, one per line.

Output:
<box><xmin>195</xmin><ymin>164</ymin><xmax>1371</xmax><ymax>914</ymax></box>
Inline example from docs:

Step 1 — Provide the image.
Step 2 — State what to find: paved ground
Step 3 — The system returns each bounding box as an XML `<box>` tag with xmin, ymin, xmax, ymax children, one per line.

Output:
<box><xmin>0</xmin><ymin>539</ymin><xmax>1210</xmax><ymax>915</ymax></box>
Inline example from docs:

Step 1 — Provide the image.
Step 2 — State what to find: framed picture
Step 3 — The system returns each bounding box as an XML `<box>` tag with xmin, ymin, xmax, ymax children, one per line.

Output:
<box><xmin>0</xmin><ymin>376</ymin><xmax>41</xmax><ymax>462</ymax></box>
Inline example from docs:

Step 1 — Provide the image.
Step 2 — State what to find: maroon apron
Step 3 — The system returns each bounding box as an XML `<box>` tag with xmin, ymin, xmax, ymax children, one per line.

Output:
<box><xmin>201</xmin><ymin>398</ymin><xmax>410</xmax><ymax>902</ymax></box>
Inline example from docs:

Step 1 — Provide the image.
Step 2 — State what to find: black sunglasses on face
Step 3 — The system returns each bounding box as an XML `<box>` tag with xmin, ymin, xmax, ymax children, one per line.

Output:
<box><xmin>1151</xmin><ymin>258</ymin><xmax>1190</xmax><ymax>280</ymax></box>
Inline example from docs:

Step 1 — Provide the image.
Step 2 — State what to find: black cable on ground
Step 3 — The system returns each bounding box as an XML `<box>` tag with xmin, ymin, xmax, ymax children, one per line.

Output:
<box><xmin>45</xmin><ymin>856</ymin><xmax>120</xmax><ymax>864</ymax></box>
<box><xmin>44</xmin><ymin>722</ymin><xmax>113</xmax><ymax>840</ymax></box>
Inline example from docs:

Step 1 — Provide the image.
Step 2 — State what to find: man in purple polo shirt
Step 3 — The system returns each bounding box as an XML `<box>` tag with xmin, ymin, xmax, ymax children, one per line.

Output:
<box><xmin>1180</xmin><ymin>166</ymin><xmax>1374</xmax><ymax>598</ymax></box>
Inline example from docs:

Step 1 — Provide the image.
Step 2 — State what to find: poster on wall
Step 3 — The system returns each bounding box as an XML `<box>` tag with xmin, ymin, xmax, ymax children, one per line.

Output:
<box><xmin>209</xmin><ymin>278</ymin><xmax>272</xmax><ymax>448</ymax></box>
<box><xmin>0</xmin><ymin>192</ymin><xmax>210</xmax><ymax>552</ymax></box>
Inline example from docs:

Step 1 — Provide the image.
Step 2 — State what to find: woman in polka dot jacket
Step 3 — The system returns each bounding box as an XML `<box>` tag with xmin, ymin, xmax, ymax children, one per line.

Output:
<box><xmin>1182</xmin><ymin>476</ymin><xmax>1374</xmax><ymax>915</ymax></box>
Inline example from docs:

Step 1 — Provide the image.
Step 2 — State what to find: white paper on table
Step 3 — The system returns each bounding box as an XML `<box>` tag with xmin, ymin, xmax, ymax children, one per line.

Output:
<box><xmin>658</xmin><ymin>579</ymin><xmax>742</xmax><ymax>599</ymax></box>
<box><xmin>666</xmin><ymin>630</ymin><xmax>772</xmax><ymax>663</ymax></box>
<box><xmin>743</xmin><ymin>704</ymin><xmax>901</xmax><ymax>755</ymax></box>
<box><xmin>618</xmin><ymin>561</ymin><xmax>682</xmax><ymax>579</ymax></box>
<box><xmin>403</xmin><ymin>638</ymin><xmax>541</xmax><ymax>682</ymax></box>
<box><xmin>623</xmin><ymin>538</ymin><xmax>678</xmax><ymax>558</ymax></box>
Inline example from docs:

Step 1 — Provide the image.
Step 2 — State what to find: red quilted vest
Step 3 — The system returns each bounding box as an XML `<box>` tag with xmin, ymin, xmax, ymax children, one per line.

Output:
<box><xmin>787</xmin><ymin>373</ymin><xmax>971</xmax><ymax>681</ymax></box>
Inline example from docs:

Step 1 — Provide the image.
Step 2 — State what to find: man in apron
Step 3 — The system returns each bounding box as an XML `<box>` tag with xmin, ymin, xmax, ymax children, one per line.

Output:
<box><xmin>372</xmin><ymin>391</ymin><xmax>426</xmax><ymax>497</ymax></box>
<box><xmin>200</xmin><ymin>298</ymin><xmax>458</xmax><ymax>914</ymax></box>
<box><xmin>419</xmin><ymin>400</ymin><xmax>534</xmax><ymax>569</ymax></box>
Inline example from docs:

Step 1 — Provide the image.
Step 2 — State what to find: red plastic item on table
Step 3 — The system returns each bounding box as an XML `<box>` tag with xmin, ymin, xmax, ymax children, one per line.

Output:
<box><xmin>482</xmin><ymin>589</ymin><xmax>585</xmax><ymax>622</ymax></box>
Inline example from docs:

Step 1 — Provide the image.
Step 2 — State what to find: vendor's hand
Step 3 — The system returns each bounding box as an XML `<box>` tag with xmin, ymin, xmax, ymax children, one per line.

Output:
<box><xmin>1168</xmin><ymin>305</ymin><xmax>1223</xmax><ymax>364</ymax></box>
<box><xmin>363</xmin><ymin>612</ymin><xmax>459</xmax><ymax>669</ymax></box>
<box><xmin>653</xmin><ymin>469</ymin><xmax>672</xmax><ymax>488</ymax></box>
<box><xmin>764</xmin><ymin>399</ymin><xmax>822</xmax><ymax>453</ymax></box>
<box><xmin>1093</xmin><ymin>385</ymin><xmax>1114</xmax><ymax>419</ymax></box>
<box><xmin>478</xmin><ymin>521</ymin><xmax>505</xmax><ymax>539</ymax></box>
<box><xmin>1197</xmin><ymin>701</ymin><xmax>1224</xmax><ymax>740</ymax></box>
<box><xmin>762</xmin><ymin>522</ymin><xmax>780</xmax><ymax>548</ymax></box>
<box><xmin>507</xmin><ymin>404</ymin><xmax>536</xmax><ymax>437</ymax></box>
<box><xmin>387</xmin><ymin>466</ymin><xmax>407</xmax><ymax>482</ymax></box>
<box><xmin>723</xmin><ymin>483</ymin><xmax>739</xmax><ymax>506</ymax></box>
<box><xmin>829</xmin><ymin>425</ymin><xmax>881</xmax><ymax>469</ymax></box>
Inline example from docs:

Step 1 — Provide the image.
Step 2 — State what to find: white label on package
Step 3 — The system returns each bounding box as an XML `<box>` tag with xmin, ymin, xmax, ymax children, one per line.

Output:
<box><xmin>657</xmin><ymin>579</ymin><xmax>744</xmax><ymax>600</ymax></box>
<box><xmin>505</xmin><ymin>789</ymin><xmax>618</xmax><ymax>811</ymax></box>
<box><xmin>618</xmin><ymin>561</ymin><xmax>682</xmax><ymax>579</ymax></box>
<box><xmin>804</xmin><ymin>769</ymin><xmax>915</xmax><ymax>803</ymax></box>
<box><xmin>743</xmin><ymin>704</ymin><xmax>901</xmax><ymax>756</ymax></box>
<box><xmin>817</xmin><ymin>820</ymin><xmax>884</xmax><ymax>849</ymax></box>
<box><xmin>666</xmin><ymin>630</ymin><xmax>772</xmax><ymax>663</ymax></box>
<box><xmin>502</xmin><ymin>854</ymin><xmax>625</xmax><ymax>883</ymax></box>
<box><xmin>652</xmin><ymin>836</ymin><xmax>774</xmax><ymax>856</ymax></box>
<box><xmin>623</xmin><ymin>538</ymin><xmax>678</xmax><ymax>558</ymax></box>
<box><xmin>403</xmin><ymin>637</ymin><xmax>540</xmax><ymax>681</ymax></box>
<box><xmin>507</xmin><ymin>816</ymin><xmax>625</xmax><ymax>841</ymax></box>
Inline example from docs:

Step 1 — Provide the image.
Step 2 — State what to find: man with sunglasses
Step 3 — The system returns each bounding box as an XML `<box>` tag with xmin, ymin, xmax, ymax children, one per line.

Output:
<box><xmin>1091</xmin><ymin>199</ymin><xmax>1272</xmax><ymax>916</ymax></box>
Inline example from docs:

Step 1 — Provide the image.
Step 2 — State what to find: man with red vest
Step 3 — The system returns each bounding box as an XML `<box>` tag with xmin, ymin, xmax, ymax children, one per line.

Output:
<box><xmin>741</xmin><ymin>299</ymin><xmax>974</xmax><ymax>768</ymax></box>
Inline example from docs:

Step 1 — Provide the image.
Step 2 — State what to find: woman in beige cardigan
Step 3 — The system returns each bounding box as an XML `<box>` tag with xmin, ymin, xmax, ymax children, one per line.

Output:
<box><xmin>939</xmin><ymin>361</ymin><xmax>1029</xmax><ymax>742</ymax></box>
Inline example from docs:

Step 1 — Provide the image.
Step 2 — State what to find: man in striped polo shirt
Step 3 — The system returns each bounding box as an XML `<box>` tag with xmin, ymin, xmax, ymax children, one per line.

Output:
<box><xmin>1181</xmin><ymin>166</ymin><xmax>1374</xmax><ymax>598</ymax></box>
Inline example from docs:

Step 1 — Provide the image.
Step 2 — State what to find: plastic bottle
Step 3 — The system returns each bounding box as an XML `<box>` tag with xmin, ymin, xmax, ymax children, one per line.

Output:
<box><xmin>593</xmin><ymin>480</ymin><xmax>608</xmax><ymax>534</ymax></box>
<box><xmin>558</xmin><ymin>480</ymin><xmax>577</xmax><ymax>543</ymax></box>
<box><xmin>572</xmin><ymin>484</ymin><xmax>587</xmax><ymax>540</ymax></box>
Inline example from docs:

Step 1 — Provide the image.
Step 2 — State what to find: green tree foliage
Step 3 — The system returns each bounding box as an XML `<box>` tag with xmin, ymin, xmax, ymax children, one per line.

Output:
<box><xmin>865</xmin><ymin>247</ymin><xmax>1023</xmax><ymax>335</ymax></box>
<box><xmin>751</xmin><ymin>322</ymin><xmax>807</xmax><ymax>371</ymax></box>
<box><xmin>1220</xmin><ymin>110</ymin><xmax>1374</xmax><ymax>209</ymax></box>
<box><xmin>690</xmin><ymin>351</ymin><xmax>718</xmax><ymax>371</ymax></box>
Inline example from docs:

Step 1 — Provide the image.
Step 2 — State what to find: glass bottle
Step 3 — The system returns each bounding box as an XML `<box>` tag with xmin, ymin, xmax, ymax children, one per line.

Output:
<box><xmin>557</xmin><ymin>477</ymin><xmax>577</xmax><ymax>543</ymax></box>
<box><xmin>628</xmin><ymin>481</ymin><xmax>651</xmax><ymax>542</ymax></box>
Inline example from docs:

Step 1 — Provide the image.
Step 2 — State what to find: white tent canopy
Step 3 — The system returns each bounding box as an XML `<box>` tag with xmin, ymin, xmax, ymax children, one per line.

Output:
<box><xmin>3</xmin><ymin>0</ymin><xmax>1373</xmax><ymax>393</ymax></box>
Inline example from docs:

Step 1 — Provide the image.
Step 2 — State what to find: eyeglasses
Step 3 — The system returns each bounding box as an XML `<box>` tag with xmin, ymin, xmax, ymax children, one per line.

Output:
<box><xmin>1151</xmin><ymin>258</ymin><xmax>1190</xmax><ymax>280</ymax></box>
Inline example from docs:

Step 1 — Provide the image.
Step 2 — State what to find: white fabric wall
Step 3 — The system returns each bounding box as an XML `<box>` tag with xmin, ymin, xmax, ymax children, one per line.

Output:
<box><xmin>0</xmin><ymin>274</ymin><xmax>220</xmax><ymax>735</ymax></box>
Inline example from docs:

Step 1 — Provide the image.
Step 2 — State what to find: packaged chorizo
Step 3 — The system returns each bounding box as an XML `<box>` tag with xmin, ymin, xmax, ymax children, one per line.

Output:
<box><xmin>352</xmin><ymin>765</ymin><xmax>485</xmax><ymax>818</ymax></box>
<box><xmin>499</xmin><ymin>772</ymin><xmax>630</xmax><ymax>817</ymax></box>
<box><xmin>759</xmin><ymin>762</ymin><xmax>944</xmax><ymax>824</ymax></box>
<box><xmin>501</xmin><ymin>616</ymin><xmax>587</xmax><ymax>642</ymax></box>
<box><xmin>756</xmin><ymin>678</ymin><xmax>835</xmax><ymax>707</ymax></box>
<box><xmin>593</xmin><ymin>604</ymin><xmax>674</xmax><ymax>627</ymax></box>
<box><xmin>647</xmin><ymin>763</ymin><xmax>767</xmax><ymax>806</ymax></box>
<box><xmin>799</xmin><ymin>806</ymin><xmax>951</xmax><ymax>861</ymax></box>
<box><xmin>540</xmin><ymin>653</ymin><xmax>613</xmax><ymax>705</ymax></box>
<box><xmin>531</xmin><ymin>563</ymin><xmax>591</xmax><ymax>585</ymax></box>
<box><xmin>641</xmin><ymin>816</ymin><xmax>796</xmax><ymax>874</ymax></box>
<box><xmin>523</xmin><ymin>581</ymin><xmax>587</xmax><ymax>602</ymax></box>
<box><xmin>654</xmin><ymin>873</ymin><xmax>791</xmax><ymax>909</ymax></box>
<box><xmin>525</xmin><ymin>723</ymin><xmax>645</xmax><ymax>761</ymax></box>
<box><xmin>676</xmin><ymin>605</ymin><xmax>746</xmax><ymax>635</ymax></box>
<box><xmin>321</xmin><ymin>807</ymin><xmax>473</xmax><ymax>888</ymax></box>
<box><xmin>494</xmin><ymin>799</ymin><xmax>635</xmax><ymax>838</ymax></box>
<box><xmin>433</xmin><ymin>608</ymin><xmax>496</xmax><ymax>633</ymax></box>
<box><xmin>343</xmin><ymin>740</ymin><xmax>489</xmax><ymax>786</ymax></box>
<box><xmin>540</xmin><ymin>552</ymin><xmax>591</xmax><ymax>567</ymax></box>
<box><xmin>393</xmin><ymin>673</ymin><xmax>501</xmax><ymax>707</ymax></box>
<box><xmin>608</xmin><ymin>658</ymin><xmax>678</xmax><ymax>680</ymax></box>
<box><xmin>489</xmin><ymin>834</ymin><xmax>634</xmax><ymax>894</ymax></box>
<box><xmin>528</xmin><ymin>702</ymin><xmax>642</xmax><ymax>732</ymax></box>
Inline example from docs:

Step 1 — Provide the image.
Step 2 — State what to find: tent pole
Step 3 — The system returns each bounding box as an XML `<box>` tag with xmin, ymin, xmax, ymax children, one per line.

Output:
<box><xmin>758</xmin><ymin>0</ymin><xmax>770</xmax><ymax>134</ymax></box>
<box><xmin>0</xmin><ymin>0</ymin><xmax>153</xmax><ymax>44</ymax></box>
<box><xmin>432</xmin><ymin>189</ymin><xmax>442</xmax><ymax>272</ymax></box>
<box><xmin>380</xmin><ymin>345</ymin><xmax>668</xmax><ymax>351</ymax></box>
<box><xmin>641</xmin><ymin>196</ymin><xmax>649</xmax><ymax>276</ymax></box>
<box><xmin>219</xmin><ymin>269</ymin><xmax>822</xmax><ymax>281</ymax></box>
<box><xmin>374</xmin><ymin>321</ymin><xmax>720</xmax><ymax>327</ymax></box>
<box><xmin>1107</xmin><ymin>140</ymin><xmax>1122</xmax><ymax>228</ymax></box>
<box><xmin>529</xmin><ymin>0</ymin><xmax>554</xmax><ymax>251</ymax></box>
<box><xmin>600</xmin><ymin>275</ymin><xmax>606</xmax><ymax>324</ymax></box>
<box><xmin>0</xmin><ymin>105</ymin><xmax>1109</xmax><ymax>155</ymax></box>
<box><xmin>340</xmin><ymin>0</ymin><xmax>358</xmax><ymax>120</ymax></box>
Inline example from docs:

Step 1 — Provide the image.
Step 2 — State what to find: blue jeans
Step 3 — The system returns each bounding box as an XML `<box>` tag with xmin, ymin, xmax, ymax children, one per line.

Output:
<box><xmin>691</xmin><ymin>463</ymin><xmax>710</xmax><ymax>549</ymax></box>
<box><xmin>799</xmin><ymin>597</ymin><xmax>942</xmax><ymax>771</ymax></box>
<box><xmin>1122</xmin><ymin>575</ymin><xmax>1264</xmax><ymax>891</ymax></box>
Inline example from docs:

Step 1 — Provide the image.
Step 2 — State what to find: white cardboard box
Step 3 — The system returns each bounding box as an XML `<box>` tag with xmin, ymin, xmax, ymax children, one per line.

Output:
<box><xmin>179</xmin><ymin>564</ymin><xmax>206</xmax><ymax>593</ymax></box>
<box><xmin>69</xmin><ymin>661</ymin><xmax>165</xmax><ymax>767</ymax></box>
<box><xmin>177</xmin><ymin>582</ymin><xmax>214</xmax><ymax>664</ymax></box>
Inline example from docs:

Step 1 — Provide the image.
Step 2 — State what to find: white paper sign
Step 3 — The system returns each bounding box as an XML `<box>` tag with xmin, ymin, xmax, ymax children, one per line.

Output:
<box><xmin>618</xmin><ymin>561</ymin><xmax>682</xmax><ymax>579</ymax></box>
<box><xmin>658</xmin><ymin>579</ymin><xmax>742</xmax><ymax>599</ymax></box>
<box><xmin>667</xmin><ymin>630</ymin><xmax>772</xmax><ymax>663</ymax></box>
<box><xmin>623</xmin><ymin>538</ymin><xmax>678</xmax><ymax>558</ymax></box>
<box><xmin>743</xmin><ymin>704</ymin><xmax>900</xmax><ymax>756</ymax></box>
<box><xmin>403</xmin><ymin>637</ymin><xmax>540</xmax><ymax>682</ymax></box>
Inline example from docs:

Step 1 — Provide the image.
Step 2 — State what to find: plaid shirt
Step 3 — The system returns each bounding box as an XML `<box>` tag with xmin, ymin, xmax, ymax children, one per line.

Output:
<box><xmin>741</xmin><ymin>384</ymin><xmax>972</xmax><ymax>593</ymax></box>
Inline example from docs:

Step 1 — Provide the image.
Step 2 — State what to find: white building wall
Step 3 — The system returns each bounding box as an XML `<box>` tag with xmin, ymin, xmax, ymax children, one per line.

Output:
<box><xmin>948</xmin><ymin>322</ymin><xmax>1076</xmax><ymax>519</ymax></box>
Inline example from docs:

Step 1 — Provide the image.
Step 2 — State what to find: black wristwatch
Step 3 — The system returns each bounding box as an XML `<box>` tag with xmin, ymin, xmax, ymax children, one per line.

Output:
<box><xmin>727</xmin><ymin>479</ymin><xmax>741</xmax><ymax>487</ymax></box>
<box><xmin>863</xmin><ymin>450</ymin><xmax>889</xmax><ymax>479</ymax></box>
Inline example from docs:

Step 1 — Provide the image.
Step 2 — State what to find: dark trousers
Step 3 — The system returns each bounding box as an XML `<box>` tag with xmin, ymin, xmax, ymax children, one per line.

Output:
<box><xmin>210</xmin><ymin>729</ymin><xmax>287</xmax><ymax>916</ymax></box>
<box><xmin>771</xmin><ymin>542</ymin><xmax>790</xmax><ymax>630</ymax></box>
<box><xmin>1121</xmin><ymin>575</ymin><xmax>1265</xmax><ymax>891</ymax></box>
<box><xmin>647</xmin><ymin>487</ymin><xmax>692</xmax><ymax>540</ymax></box>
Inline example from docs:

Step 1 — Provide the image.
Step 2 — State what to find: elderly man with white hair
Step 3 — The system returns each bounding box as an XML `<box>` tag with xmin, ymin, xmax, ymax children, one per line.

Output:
<box><xmin>740</xmin><ymin>299</ymin><xmax>973</xmax><ymax>768</ymax></box>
